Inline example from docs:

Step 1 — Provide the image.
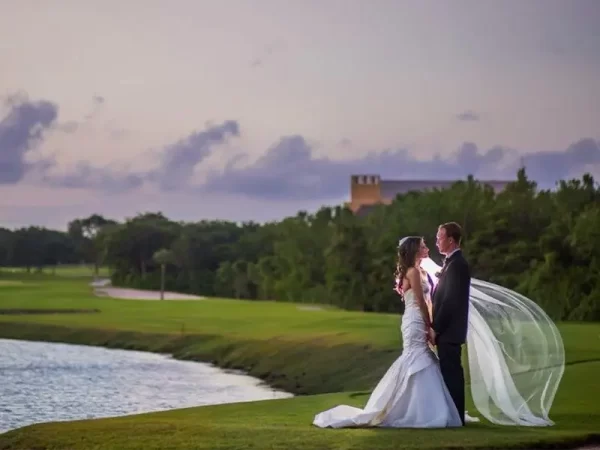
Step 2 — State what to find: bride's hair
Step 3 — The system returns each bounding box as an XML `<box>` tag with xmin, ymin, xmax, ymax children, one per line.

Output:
<box><xmin>394</xmin><ymin>236</ymin><xmax>423</xmax><ymax>296</ymax></box>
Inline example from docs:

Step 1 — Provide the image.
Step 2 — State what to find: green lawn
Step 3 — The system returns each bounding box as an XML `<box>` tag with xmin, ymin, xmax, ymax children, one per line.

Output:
<box><xmin>0</xmin><ymin>271</ymin><xmax>598</xmax><ymax>450</ymax></box>
<box><xmin>1</xmin><ymin>264</ymin><xmax>110</xmax><ymax>278</ymax></box>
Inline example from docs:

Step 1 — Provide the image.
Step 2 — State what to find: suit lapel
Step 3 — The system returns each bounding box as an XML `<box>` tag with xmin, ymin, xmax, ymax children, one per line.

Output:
<box><xmin>445</xmin><ymin>249</ymin><xmax>461</xmax><ymax>266</ymax></box>
<box><xmin>432</xmin><ymin>250</ymin><xmax>461</xmax><ymax>300</ymax></box>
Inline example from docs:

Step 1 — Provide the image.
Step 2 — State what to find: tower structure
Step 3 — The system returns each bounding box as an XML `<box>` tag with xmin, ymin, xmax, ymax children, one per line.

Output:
<box><xmin>347</xmin><ymin>174</ymin><xmax>512</xmax><ymax>215</ymax></box>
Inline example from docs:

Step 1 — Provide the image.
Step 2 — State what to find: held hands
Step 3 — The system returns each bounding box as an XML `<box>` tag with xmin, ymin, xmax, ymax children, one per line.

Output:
<box><xmin>426</xmin><ymin>327</ymin><xmax>436</xmax><ymax>346</ymax></box>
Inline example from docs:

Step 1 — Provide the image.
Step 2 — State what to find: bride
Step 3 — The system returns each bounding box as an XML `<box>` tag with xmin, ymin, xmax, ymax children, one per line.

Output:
<box><xmin>313</xmin><ymin>235</ymin><xmax>564</xmax><ymax>429</ymax></box>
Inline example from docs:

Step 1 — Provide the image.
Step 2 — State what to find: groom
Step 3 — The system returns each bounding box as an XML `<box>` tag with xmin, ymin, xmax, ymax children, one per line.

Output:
<box><xmin>430</xmin><ymin>222</ymin><xmax>471</xmax><ymax>425</ymax></box>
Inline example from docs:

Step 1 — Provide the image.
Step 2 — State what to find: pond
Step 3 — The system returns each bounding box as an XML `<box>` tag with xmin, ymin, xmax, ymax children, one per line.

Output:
<box><xmin>0</xmin><ymin>338</ymin><xmax>292</xmax><ymax>433</ymax></box>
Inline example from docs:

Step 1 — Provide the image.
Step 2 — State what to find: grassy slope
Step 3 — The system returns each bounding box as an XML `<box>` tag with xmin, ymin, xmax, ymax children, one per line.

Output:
<box><xmin>0</xmin><ymin>271</ymin><xmax>598</xmax><ymax>450</ymax></box>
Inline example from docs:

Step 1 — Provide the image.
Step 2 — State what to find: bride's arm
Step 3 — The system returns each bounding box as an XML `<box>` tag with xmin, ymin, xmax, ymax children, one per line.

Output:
<box><xmin>406</xmin><ymin>268</ymin><xmax>432</xmax><ymax>329</ymax></box>
<box><xmin>426</xmin><ymin>297</ymin><xmax>433</xmax><ymax>323</ymax></box>
<box><xmin>421</xmin><ymin>269</ymin><xmax>434</xmax><ymax>322</ymax></box>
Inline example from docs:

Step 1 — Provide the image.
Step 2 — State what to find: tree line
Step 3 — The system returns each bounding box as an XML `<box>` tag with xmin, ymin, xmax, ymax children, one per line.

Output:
<box><xmin>1</xmin><ymin>169</ymin><xmax>598</xmax><ymax>321</ymax></box>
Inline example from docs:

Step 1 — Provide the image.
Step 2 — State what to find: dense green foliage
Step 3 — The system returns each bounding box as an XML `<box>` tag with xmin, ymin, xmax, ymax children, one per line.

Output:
<box><xmin>2</xmin><ymin>169</ymin><xmax>599</xmax><ymax>320</ymax></box>
<box><xmin>0</xmin><ymin>214</ymin><xmax>116</xmax><ymax>275</ymax></box>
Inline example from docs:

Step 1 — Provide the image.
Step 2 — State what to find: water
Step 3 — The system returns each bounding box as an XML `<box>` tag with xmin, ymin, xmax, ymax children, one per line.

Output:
<box><xmin>0</xmin><ymin>338</ymin><xmax>293</xmax><ymax>433</ymax></box>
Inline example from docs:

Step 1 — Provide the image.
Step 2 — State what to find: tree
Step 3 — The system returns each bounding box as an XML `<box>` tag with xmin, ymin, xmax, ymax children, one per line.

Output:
<box><xmin>68</xmin><ymin>214</ymin><xmax>118</xmax><ymax>275</ymax></box>
<box><xmin>8</xmin><ymin>169</ymin><xmax>598</xmax><ymax>322</ymax></box>
<box><xmin>153</xmin><ymin>248</ymin><xmax>175</xmax><ymax>300</ymax></box>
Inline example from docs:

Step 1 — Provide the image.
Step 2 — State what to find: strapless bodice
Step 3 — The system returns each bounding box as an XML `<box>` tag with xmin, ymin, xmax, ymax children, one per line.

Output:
<box><xmin>401</xmin><ymin>273</ymin><xmax>431</xmax><ymax>352</ymax></box>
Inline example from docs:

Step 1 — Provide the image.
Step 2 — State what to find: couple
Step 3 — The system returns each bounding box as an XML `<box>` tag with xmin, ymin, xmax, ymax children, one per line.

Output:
<box><xmin>313</xmin><ymin>222</ymin><xmax>565</xmax><ymax>429</ymax></box>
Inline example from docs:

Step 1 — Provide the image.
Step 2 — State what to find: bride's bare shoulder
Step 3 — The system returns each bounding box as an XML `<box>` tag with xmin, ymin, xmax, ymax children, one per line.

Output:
<box><xmin>405</xmin><ymin>266</ymin><xmax>420</xmax><ymax>281</ymax></box>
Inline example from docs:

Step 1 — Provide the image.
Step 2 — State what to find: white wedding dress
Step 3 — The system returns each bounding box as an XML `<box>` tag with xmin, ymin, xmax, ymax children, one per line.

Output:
<box><xmin>313</xmin><ymin>275</ymin><xmax>463</xmax><ymax>428</ymax></box>
<box><xmin>313</xmin><ymin>257</ymin><xmax>565</xmax><ymax>429</ymax></box>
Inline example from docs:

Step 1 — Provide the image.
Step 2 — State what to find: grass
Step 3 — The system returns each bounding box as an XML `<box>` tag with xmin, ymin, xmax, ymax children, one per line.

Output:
<box><xmin>0</xmin><ymin>270</ymin><xmax>598</xmax><ymax>450</ymax></box>
<box><xmin>1</xmin><ymin>264</ymin><xmax>110</xmax><ymax>278</ymax></box>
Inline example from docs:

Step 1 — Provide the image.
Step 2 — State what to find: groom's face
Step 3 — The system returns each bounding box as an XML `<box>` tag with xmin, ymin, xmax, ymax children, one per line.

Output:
<box><xmin>436</xmin><ymin>227</ymin><xmax>451</xmax><ymax>255</ymax></box>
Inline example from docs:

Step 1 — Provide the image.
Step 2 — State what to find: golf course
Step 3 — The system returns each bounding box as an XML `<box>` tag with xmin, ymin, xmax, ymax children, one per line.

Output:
<box><xmin>0</xmin><ymin>268</ymin><xmax>598</xmax><ymax>450</ymax></box>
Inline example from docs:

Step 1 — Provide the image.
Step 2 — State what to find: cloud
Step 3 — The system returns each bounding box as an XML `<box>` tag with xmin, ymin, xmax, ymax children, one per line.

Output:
<box><xmin>35</xmin><ymin>120</ymin><xmax>600</xmax><ymax>202</ymax></box>
<box><xmin>6</xmin><ymin>94</ymin><xmax>596</xmax><ymax>203</ymax></box>
<box><xmin>0</xmin><ymin>94</ymin><xmax>58</xmax><ymax>184</ymax></box>
<box><xmin>148</xmin><ymin>120</ymin><xmax>240</xmax><ymax>190</ymax></box>
<box><xmin>453</xmin><ymin>141</ymin><xmax>513</xmax><ymax>176</ymax></box>
<box><xmin>204</xmin><ymin>135</ymin><xmax>356</xmax><ymax>200</ymax></box>
<box><xmin>522</xmin><ymin>138</ymin><xmax>600</xmax><ymax>183</ymax></box>
<box><xmin>1</xmin><ymin>94</ymin><xmax>239</xmax><ymax>192</ymax></box>
<box><xmin>54</xmin><ymin>120</ymin><xmax>79</xmax><ymax>133</ymax></box>
<box><xmin>456</xmin><ymin>110</ymin><xmax>480</xmax><ymax>122</ymax></box>
<box><xmin>45</xmin><ymin>120</ymin><xmax>241</xmax><ymax>192</ymax></box>
<box><xmin>202</xmin><ymin>135</ymin><xmax>484</xmax><ymax>200</ymax></box>
<box><xmin>42</xmin><ymin>161</ymin><xmax>145</xmax><ymax>193</ymax></box>
<box><xmin>202</xmin><ymin>137</ymin><xmax>600</xmax><ymax>200</ymax></box>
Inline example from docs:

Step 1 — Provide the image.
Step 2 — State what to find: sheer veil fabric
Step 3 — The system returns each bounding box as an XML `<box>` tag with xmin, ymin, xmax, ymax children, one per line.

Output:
<box><xmin>421</xmin><ymin>257</ymin><xmax>564</xmax><ymax>426</ymax></box>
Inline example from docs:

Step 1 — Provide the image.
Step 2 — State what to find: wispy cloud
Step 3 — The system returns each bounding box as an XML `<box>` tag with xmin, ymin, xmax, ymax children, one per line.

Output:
<box><xmin>42</xmin><ymin>161</ymin><xmax>145</xmax><ymax>193</ymax></box>
<box><xmin>456</xmin><ymin>110</ymin><xmax>480</xmax><ymax>122</ymax></box>
<box><xmin>147</xmin><ymin>120</ymin><xmax>240</xmax><ymax>190</ymax></box>
<box><xmin>84</xmin><ymin>95</ymin><xmax>105</xmax><ymax>120</ymax></box>
<box><xmin>51</xmin><ymin>95</ymin><xmax>108</xmax><ymax>134</ymax></box>
<box><xmin>54</xmin><ymin>120</ymin><xmax>79</xmax><ymax>134</ymax></box>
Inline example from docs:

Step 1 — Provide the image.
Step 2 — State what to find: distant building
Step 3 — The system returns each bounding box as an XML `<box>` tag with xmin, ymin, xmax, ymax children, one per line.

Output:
<box><xmin>347</xmin><ymin>174</ymin><xmax>512</xmax><ymax>215</ymax></box>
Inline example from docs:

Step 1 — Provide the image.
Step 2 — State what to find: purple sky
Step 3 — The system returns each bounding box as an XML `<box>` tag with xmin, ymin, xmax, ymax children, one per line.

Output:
<box><xmin>1</xmin><ymin>0</ymin><xmax>599</xmax><ymax>229</ymax></box>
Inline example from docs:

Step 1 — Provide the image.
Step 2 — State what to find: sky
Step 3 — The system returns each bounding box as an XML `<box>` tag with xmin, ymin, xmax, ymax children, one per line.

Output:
<box><xmin>1</xmin><ymin>0</ymin><xmax>599</xmax><ymax>230</ymax></box>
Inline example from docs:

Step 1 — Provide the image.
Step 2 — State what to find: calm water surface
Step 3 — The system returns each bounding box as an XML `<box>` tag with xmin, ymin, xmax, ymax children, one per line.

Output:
<box><xmin>0</xmin><ymin>338</ymin><xmax>292</xmax><ymax>433</ymax></box>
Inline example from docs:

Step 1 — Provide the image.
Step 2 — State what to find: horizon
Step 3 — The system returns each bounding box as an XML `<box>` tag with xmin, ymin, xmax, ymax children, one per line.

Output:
<box><xmin>1</xmin><ymin>0</ymin><xmax>599</xmax><ymax>230</ymax></box>
<box><xmin>0</xmin><ymin>168</ymin><xmax>590</xmax><ymax>232</ymax></box>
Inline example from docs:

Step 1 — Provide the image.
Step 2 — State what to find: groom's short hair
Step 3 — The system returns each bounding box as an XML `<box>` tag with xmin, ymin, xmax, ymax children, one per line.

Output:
<box><xmin>440</xmin><ymin>222</ymin><xmax>462</xmax><ymax>245</ymax></box>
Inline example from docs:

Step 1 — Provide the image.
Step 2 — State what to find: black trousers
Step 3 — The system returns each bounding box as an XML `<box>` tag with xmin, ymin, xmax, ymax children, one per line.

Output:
<box><xmin>437</xmin><ymin>343</ymin><xmax>465</xmax><ymax>425</ymax></box>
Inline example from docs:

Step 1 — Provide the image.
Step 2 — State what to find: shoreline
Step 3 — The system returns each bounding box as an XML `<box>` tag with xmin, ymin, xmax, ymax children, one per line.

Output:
<box><xmin>0</xmin><ymin>335</ymin><xmax>294</xmax><ymax>395</ymax></box>
<box><xmin>0</xmin><ymin>321</ymin><xmax>392</xmax><ymax>396</ymax></box>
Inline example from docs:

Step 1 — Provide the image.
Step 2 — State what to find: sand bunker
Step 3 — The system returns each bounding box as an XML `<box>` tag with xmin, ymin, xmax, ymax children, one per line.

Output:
<box><xmin>296</xmin><ymin>305</ymin><xmax>324</xmax><ymax>311</ymax></box>
<box><xmin>91</xmin><ymin>279</ymin><xmax>204</xmax><ymax>301</ymax></box>
<box><xmin>0</xmin><ymin>280</ymin><xmax>26</xmax><ymax>286</ymax></box>
<box><xmin>90</xmin><ymin>279</ymin><xmax>111</xmax><ymax>288</ymax></box>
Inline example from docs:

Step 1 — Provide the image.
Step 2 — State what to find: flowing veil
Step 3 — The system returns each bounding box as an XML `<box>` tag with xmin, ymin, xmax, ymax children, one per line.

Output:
<box><xmin>420</xmin><ymin>257</ymin><xmax>565</xmax><ymax>426</ymax></box>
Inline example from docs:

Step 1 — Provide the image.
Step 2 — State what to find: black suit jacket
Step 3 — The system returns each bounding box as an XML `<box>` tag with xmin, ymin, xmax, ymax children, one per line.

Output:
<box><xmin>432</xmin><ymin>250</ymin><xmax>471</xmax><ymax>345</ymax></box>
